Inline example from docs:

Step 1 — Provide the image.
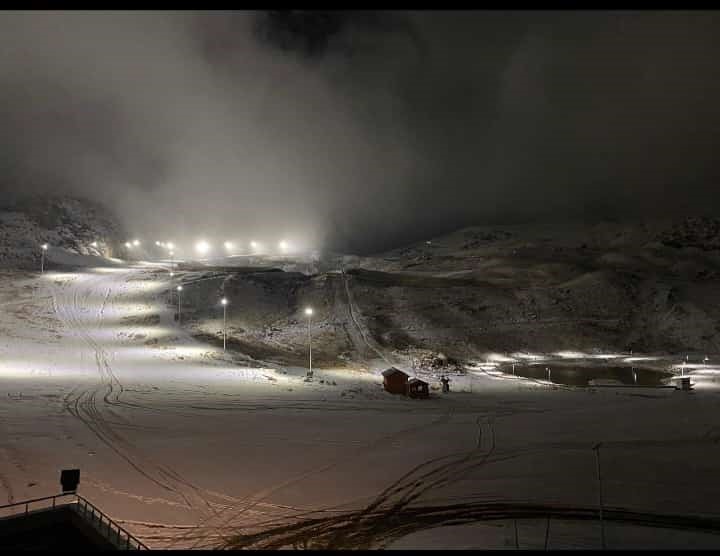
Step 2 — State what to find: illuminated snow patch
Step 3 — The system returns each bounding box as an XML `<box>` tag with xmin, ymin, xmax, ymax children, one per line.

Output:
<box><xmin>589</xmin><ymin>353</ymin><xmax>624</xmax><ymax>359</ymax></box>
<box><xmin>91</xmin><ymin>267</ymin><xmax>129</xmax><ymax>274</ymax></box>
<box><xmin>485</xmin><ymin>353</ymin><xmax>517</xmax><ymax>363</ymax></box>
<box><xmin>554</xmin><ymin>351</ymin><xmax>587</xmax><ymax>359</ymax></box>
<box><xmin>511</xmin><ymin>352</ymin><xmax>546</xmax><ymax>361</ymax></box>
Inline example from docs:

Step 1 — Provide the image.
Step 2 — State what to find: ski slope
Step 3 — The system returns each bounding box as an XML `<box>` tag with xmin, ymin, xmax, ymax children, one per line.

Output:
<box><xmin>2</xmin><ymin>262</ymin><xmax>720</xmax><ymax>548</ymax></box>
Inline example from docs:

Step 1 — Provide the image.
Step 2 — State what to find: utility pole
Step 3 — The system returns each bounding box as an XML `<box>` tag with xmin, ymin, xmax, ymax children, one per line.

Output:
<box><xmin>593</xmin><ymin>442</ymin><xmax>606</xmax><ymax>550</ymax></box>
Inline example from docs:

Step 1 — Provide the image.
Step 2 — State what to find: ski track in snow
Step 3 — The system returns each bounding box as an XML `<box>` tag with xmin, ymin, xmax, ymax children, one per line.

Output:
<box><xmin>3</xmin><ymin>259</ymin><xmax>720</xmax><ymax>549</ymax></box>
<box><xmin>48</xmin><ymin>269</ymin><xmax>243</xmax><ymax>517</ymax></box>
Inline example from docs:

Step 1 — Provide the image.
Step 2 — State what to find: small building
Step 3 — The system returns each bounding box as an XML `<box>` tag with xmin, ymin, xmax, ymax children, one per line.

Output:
<box><xmin>382</xmin><ymin>367</ymin><xmax>409</xmax><ymax>395</ymax></box>
<box><xmin>407</xmin><ymin>378</ymin><xmax>429</xmax><ymax>399</ymax></box>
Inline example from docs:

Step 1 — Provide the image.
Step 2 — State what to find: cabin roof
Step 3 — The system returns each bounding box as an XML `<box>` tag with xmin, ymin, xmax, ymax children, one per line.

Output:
<box><xmin>381</xmin><ymin>367</ymin><xmax>409</xmax><ymax>378</ymax></box>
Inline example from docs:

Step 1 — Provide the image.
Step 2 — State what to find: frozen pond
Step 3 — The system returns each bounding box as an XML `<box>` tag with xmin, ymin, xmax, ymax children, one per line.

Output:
<box><xmin>511</xmin><ymin>364</ymin><xmax>673</xmax><ymax>387</ymax></box>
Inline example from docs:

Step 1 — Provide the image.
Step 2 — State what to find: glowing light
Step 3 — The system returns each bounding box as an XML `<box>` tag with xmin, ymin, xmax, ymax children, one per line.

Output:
<box><xmin>221</xmin><ymin>297</ymin><xmax>228</xmax><ymax>306</ymax></box>
<box><xmin>305</xmin><ymin>307</ymin><xmax>313</xmax><ymax>316</ymax></box>
<box><xmin>91</xmin><ymin>241</ymin><xmax>98</xmax><ymax>248</ymax></box>
<box><xmin>41</xmin><ymin>244</ymin><xmax>48</xmax><ymax>251</ymax></box>
<box><xmin>224</xmin><ymin>241</ymin><xmax>234</xmax><ymax>251</ymax></box>
<box><xmin>278</xmin><ymin>240</ymin><xmax>289</xmax><ymax>252</ymax></box>
<box><xmin>555</xmin><ymin>350</ymin><xmax>587</xmax><ymax>359</ymax></box>
<box><xmin>132</xmin><ymin>239</ymin><xmax>140</xmax><ymax>246</ymax></box>
<box><xmin>155</xmin><ymin>241</ymin><xmax>160</xmax><ymax>246</ymax></box>
<box><xmin>195</xmin><ymin>240</ymin><xmax>210</xmax><ymax>255</ymax></box>
<box><xmin>250</xmin><ymin>240</ymin><xmax>259</xmax><ymax>250</ymax></box>
<box><xmin>170</xmin><ymin>272</ymin><xmax>175</xmax><ymax>277</ymax></box>
<box><xmin>167</xmin><ymin>242</ymin><xmax>174</xmax><ymax>250</ymax></box>
<box><xmin>177</xmin><ymin>285</ymin><xmax>183</xmax><ymax>291</ymax></box>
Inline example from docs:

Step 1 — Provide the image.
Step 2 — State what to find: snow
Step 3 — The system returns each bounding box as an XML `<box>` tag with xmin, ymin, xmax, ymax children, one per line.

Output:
<box><xmin>2</xmin><ymin>220</ymin><xmax>720</xmax><ymax>547</ymax></box>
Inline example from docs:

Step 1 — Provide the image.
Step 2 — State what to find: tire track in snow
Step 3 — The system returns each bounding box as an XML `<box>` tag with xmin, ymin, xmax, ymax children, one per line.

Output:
<box><xmin>341</xmin><ymin>269</ymin><xmax>394</xmax><ymax>367</ymax></box>
<box><xmin>177</xmin><ymin>406</ymin><xmax>457</xmax><ymax>548</ymax></box>
<box><xmin>51</xmin><ymin>270</ymin><xmax>234</xmax><ymax>516</ymax></box>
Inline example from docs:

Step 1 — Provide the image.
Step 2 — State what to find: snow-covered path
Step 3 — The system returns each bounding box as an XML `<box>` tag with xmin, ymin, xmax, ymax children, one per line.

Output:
<box><xmin>3</xmin><ymin>263</ymin><xmax>720</xmax><ymax>548</ymax></box>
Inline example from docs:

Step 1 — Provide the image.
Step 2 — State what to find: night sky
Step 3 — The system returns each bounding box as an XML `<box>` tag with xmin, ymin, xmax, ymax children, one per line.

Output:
<box><xmin>1</xmin><ymin>11</ymin><xmax>719</xmax><ymax>253</ymax></box>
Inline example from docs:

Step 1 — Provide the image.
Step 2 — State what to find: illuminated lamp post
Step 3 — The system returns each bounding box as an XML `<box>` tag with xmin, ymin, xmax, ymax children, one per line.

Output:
<box><xmin>41</xmin><ymin>244</ymin><xmax>48</xmax><ymax>273</ymax></box>
<box><xmin>221</xmin><ymin>297</ymin><xmax>228</xmax><ymax>351</ymax></box>
<box><xmin>305</xmin><ymin>307</ymin><xmax>314</xmax><ymax>377</ymax></box>
<box><xmin>177</xmin><ymin>285</ymin><xmax>183</xmax><ymax>324</ymax></box>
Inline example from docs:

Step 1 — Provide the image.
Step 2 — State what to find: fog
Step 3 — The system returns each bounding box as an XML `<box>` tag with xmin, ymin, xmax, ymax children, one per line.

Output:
<box><xmin>1</xmin><ymin>11</ymin><xmax>719</xmax><ymax>253</ymax></box>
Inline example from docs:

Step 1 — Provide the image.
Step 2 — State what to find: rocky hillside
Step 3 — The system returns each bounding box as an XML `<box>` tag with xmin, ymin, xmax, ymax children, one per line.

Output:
<box><xmin>0</xmin><ymin>196</ymin><xmax>124</xmax><ymax>269</ymax></box>
<box><xmin>178</xmin><ymin>217</ymin><xmax>720</xmax><ymax>370</ymax></box>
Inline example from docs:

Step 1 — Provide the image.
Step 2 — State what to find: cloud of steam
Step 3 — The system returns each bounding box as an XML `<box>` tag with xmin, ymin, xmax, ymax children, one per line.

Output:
<box><xmin>1</xmin><ymin>11</ymin><xmax>719</xmax><ymax>254</ymax></box>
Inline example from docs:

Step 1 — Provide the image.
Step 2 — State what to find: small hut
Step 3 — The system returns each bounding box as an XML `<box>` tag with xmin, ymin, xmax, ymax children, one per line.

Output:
<box><xmin>382</xmin><ymin>367</ymin><xmax>409</xmax><ymax>395</ymax></box>
<box><xmin>407</xmin><ymin>378</ymin><xmax>429</xmax><ymax>399</ymax></box>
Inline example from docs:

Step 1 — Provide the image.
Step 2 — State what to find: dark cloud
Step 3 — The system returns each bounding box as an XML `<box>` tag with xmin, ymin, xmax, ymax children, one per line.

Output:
<box><xmin>0</xmin><ymin>11</ymin><xmax>718</xmax><ymax>253</ymax></box>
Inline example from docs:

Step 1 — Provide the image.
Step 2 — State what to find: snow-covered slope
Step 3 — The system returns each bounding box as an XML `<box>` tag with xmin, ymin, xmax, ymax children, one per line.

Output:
<box><xmin>180</xmin><ymin>217</ymin><xmax>720</xmax><ymax>370</ymax></box>
<box><xmin>0</xmin><ymin>196</ymin><xmax>124</xmax><ymax>269</ymax></box>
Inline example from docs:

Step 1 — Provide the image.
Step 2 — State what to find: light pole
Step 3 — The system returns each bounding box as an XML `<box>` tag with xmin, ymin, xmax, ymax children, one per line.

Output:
<box><xmin>305</xmin><ymin>307</ymin><xmax>313</xmax><ymax>377</ymax></box>
<box><xmin>177</xmin><ymin>285</ymin><xmax>183</xmax><ymax>324</ymax></box>
<box><xmin>169</xmin><ymin>250</ymin><xmax>174</xmax><ymax>267</ymax></box>
<box><xmin>221</xmin><ymin>297</ymin><xmax>228</xmax><ymax>351</ymax></box>
<box><xmin>40</xmin><ymin>244</ymin><xmax>48</xmax><ymax>273</ymax></box>
<box><xmin>593</xmin><ymin>442</ymin><xmax>606</xmax><ymax>550</ymax></box>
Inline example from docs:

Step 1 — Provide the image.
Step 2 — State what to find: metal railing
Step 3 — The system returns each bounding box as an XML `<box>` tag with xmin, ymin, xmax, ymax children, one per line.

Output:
<box><xmin>0</xmin><ymin>492</ymin><xmax>149</xmax><ymax>550</ymax></box>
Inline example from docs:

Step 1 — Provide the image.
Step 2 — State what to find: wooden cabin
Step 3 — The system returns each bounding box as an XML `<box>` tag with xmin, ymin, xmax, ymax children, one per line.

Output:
<box><xmin>406</xmin><ymin>377</ymin><xmax>429</xmax><ymax>399</ymax></box>
<box><xmin>382</xmin><ymin>367</ymin><xmax>409</xmax><ymax>395</ymax></box>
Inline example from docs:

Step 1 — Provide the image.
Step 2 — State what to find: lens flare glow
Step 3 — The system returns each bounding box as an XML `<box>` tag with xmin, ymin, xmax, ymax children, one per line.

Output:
<box><xmin>195</xmin><ymin>240</ymin><xmax>210</xmax><ymax>255</ymax></box>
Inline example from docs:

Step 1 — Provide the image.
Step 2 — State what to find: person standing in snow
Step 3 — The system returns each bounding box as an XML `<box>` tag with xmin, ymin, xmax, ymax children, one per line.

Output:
<box><xmin>441</xmin><ymin>375</ymin><xmax>450</xmax><ymax>393</ymax></box>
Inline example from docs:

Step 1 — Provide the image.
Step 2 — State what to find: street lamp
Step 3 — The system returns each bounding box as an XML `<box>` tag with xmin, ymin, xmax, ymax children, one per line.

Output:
<box><xmin>305</xmin><ymin>307</ymin><xmax>314</xmax><ymax>377</ymax></box>
<box><xmin>278</xmin><ymin>240</ymin><xmax>289</xmax><ymax>253</ymax></box>
<box><xmin>224</xmin><ymin>241</ymin><xmax>234</xmax><ymax>252</ymax></box>
<box><xmin>125</xmin><ymin>242</ymin><xmax>132</xmax><ymax>249</ymax></box>
<box><xmin>221</xmin><ymin>297</ymin><xmax>228</xmax><ymax>351</ymax></box>
<box><xmin>40</xmin><ymin>244</ymin><xmax>48</xmax><ymax>273</ymax></box>
<box><xmin>169</xmin><ymin>250</ymin><xmax>175</xmax><ymax>267</ymax></box>
<box><xmin>133</xmin><ymin>239</ymin><xmax>140</xmax><ymax>247</ymax></box>
<box><xmin>177</xmin><ymin>285</ymin><xmax>183</xmax><ymax>324</ymax></box>
<box><xmin>195</xmin><ymin>240</ymin><xmax>210</xmax><ymax>257</ymax></box>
